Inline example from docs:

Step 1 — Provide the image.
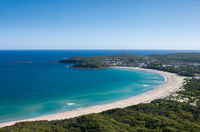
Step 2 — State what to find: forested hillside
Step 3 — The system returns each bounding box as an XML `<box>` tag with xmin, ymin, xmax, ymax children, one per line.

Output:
<box><xmin>151</xmin><ymin>53</ymin><xmax>200</xmax><ymax>62</ymax></box>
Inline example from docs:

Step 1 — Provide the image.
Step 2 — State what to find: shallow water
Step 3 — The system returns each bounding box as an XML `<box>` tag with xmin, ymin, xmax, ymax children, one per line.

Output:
<box><xmin>0</xmin><ymin>50</ymin><xmax>192</xmax><ymax>122</ymax></box>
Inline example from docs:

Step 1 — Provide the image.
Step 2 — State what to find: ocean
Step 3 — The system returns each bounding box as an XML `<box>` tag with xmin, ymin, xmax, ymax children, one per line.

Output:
<box><xmin>0</xmin><ymin>50</ymin><xmax>198</xmax><ymax>123</ymax></box>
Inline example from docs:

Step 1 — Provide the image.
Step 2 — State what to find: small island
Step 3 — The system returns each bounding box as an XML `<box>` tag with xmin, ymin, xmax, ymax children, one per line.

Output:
<box><xmin>12</xmin><ymin>61</ymin><xmax>32</xmax><ymax>63</ymax></box>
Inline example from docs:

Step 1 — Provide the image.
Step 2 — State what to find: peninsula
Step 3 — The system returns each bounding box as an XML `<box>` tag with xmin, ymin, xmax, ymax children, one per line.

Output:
<box><xmin>59</xmin><ymin>53</ymin><xmax>200</xmax><ymax>77</ymax></box>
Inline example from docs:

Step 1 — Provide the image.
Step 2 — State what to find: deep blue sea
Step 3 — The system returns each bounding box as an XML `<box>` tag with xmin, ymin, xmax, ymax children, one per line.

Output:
<box><xmin>0</xmin><ymin>50</ymin><xmax>199</xmax><ymax>123</ymax></box>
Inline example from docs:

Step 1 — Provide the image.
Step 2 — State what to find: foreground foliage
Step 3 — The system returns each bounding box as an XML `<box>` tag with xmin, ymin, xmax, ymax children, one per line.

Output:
<box><xmin>1</xmin><ymin>79</ymin><xmax>200</xmax><ymax>132</ymax></box>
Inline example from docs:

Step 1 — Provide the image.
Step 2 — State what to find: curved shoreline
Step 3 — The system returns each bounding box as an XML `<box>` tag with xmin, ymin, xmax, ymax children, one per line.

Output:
<box><xmin>0</xmin><ymin>67</ymin><xmax>186</xmax><ymax>128</ymax></box>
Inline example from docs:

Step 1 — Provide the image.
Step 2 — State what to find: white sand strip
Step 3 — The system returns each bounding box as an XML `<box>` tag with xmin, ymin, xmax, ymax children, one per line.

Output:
<box><xmin>0</xmin><ymin>67</ymin><xmax>186</xmax><ymax>128</ymax></box>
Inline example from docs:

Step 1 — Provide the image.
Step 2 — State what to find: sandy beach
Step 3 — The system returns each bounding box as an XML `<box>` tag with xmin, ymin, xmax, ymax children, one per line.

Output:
<box><xmin>0</xmin><ymin>67</ymin><xmax>186</xmax><ymax>128</ymax></box>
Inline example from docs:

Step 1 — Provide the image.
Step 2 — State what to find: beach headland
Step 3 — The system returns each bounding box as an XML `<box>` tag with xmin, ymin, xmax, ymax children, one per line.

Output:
<box><xmin>0</xmin><ymin>67</ymin><xmax>186</xmax><ymax>128</ymax></box>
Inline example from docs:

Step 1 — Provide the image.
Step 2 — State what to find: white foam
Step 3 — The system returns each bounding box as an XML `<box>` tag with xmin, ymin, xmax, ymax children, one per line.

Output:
<box><xmin>143</xmin><ymin>85</ymin><xmax>149</xmax><ymax>87</ymax></box>
<box><xmin>67</xmin><ymin>103</ymin><xmax>75</xmax><ymax>106</ymax></box>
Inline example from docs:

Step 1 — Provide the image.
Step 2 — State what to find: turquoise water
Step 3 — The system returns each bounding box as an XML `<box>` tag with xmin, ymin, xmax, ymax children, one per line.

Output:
<box><xmin>0</xmin><ymin>50</ymin><xmax>176</xmax><ymax>123</ymax></box>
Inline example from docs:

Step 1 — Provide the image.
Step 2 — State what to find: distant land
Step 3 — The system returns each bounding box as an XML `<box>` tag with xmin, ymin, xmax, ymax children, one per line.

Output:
<box><xmin>59</xmin><ymin>53</ymin><xmax>200</xmax><ymax>77</ymax></box>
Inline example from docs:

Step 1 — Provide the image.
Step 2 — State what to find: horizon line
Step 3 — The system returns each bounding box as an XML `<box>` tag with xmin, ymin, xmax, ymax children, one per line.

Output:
<box><xmin>0</xmin><ymin>49</ymin><xmax>200</xmax><ymax>51</ymax></box>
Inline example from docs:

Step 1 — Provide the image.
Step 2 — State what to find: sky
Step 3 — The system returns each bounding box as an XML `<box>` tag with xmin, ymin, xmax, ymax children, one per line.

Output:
<box><xmin>0</xmin><ymin>0</ymin><xmax>200</xmax><ymax>50</ymax></box>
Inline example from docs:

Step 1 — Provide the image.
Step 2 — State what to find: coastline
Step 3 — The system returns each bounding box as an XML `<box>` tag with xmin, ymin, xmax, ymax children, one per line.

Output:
<box><xmin>0</xmin><ymin>67</ymin><xmax>186</xmax><ymax>128</ymax></box>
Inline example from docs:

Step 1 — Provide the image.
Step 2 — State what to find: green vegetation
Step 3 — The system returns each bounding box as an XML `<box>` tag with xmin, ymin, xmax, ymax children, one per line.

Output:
<box><xmin>1</xmin><ymin>79</ymin><xmax>200</xmax><ymax>132</ymax></box>
<box><xmin>151</xmin><ymin>53</ymin><xmax>200</xmax><ymax>62</ymax></box>
<box><xmin>145</xmin><ymin>64</ymin><xmax>200</xmax><ymax>76</ymax></box>
<box><xmin>59</xmin><ymin>56</ymin><xmax>109</xmax><ymax>68</ymax></box>
<box><xmin>171</xmin><ymin>79</ymin><xmax>200</xmax><ymax>105</ymax></box>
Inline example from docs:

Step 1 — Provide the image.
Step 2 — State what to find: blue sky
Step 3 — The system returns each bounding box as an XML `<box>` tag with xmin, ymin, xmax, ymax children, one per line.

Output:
<box><xmin>0</xmin><ymin>0</ymin><xmax>200</xmax><ymax>49</ymax></box>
